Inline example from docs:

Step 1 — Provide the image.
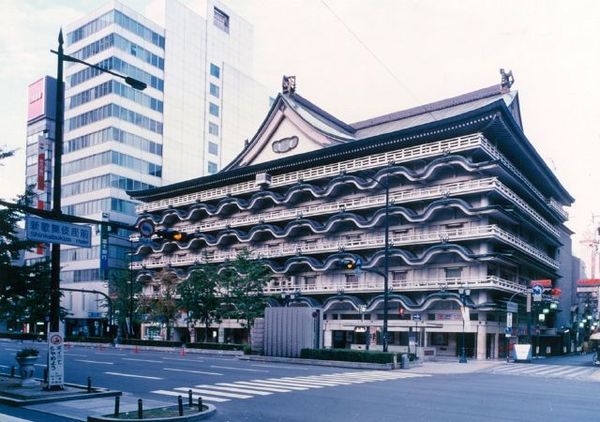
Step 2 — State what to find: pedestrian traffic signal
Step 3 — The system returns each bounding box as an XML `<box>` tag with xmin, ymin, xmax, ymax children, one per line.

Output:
<box><xmin>158</xmin><ymin>229</ymin><xmax>188</xmax><ymax>242</ymax></box>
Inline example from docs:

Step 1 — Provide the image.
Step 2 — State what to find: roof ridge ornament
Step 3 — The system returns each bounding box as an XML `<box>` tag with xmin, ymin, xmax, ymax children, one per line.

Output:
<box><xmin>282</xmin><ymin>75</ymin><xmax>296</xmax><ymax>94</ymax></box>
<box><xmin>500</xmin><ymin>68</ymin><xmax>514</xmax><ymax>89</ymax></box>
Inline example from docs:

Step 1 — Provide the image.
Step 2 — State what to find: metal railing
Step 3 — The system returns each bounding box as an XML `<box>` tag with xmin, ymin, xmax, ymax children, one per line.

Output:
<box><xmin>133</xmin><ymin>224</ymin><xmax>558</xmax><ymax>270</ymax></box>
<box><xmin>263</xmin><ymin>275</ymin><xmax>527</xmax><ymax>295</ymax></box>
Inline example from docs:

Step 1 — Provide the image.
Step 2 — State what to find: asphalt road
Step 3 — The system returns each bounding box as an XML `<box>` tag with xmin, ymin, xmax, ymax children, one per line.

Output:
<box><xmin>0</xmin><ymin>341</ymin><xmax>599</xmax><ymax>422</ymax></box>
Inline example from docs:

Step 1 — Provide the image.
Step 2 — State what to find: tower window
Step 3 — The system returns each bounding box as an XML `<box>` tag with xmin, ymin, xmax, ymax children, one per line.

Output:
<box><xmin>214</xmin><ymin>8</ymin><xmax>230</xmax><ymax>33</ymax></box>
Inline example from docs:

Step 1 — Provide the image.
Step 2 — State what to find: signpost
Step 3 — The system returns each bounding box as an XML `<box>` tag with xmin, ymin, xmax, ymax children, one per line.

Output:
<box><xmin>26</xmin><ymin>216</ymin><xmax>91</xmax><ymax>248</ymax></box>
<box><xmin>532</xmin><ymin>285</ymin><xmax>543</xmax><ymax>302</ymax></box>
<box><xmin>47</xmin><ymin>332</ymin><xmax>64</xmax><ymax>389</ymax></box>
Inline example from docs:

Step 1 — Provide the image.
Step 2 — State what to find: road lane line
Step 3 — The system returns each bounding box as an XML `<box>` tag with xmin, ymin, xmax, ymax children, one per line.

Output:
<box><xmin>65</xmin><ymin>353</ymin><xmax>88</xmax><ymax>357</ymax></box>
<box><xmin>75</xmin><ymin>359</ymin><xmax>114</xmax><ymax>365</ymax></box>
<box><xmin>122</xmin><ymin>358</ymin><xmax>163</xmax><ymax>363</ymax></box>
<box><xmin>210</xmin><ymin>365</ymin><xmax>269</xmax><ymax>373</ymax></box>
<box><xmin>163</xmin><ymin>367</ymin><xmax>223</xmax><ymax>376</ymax></box>
<box><xmin>4</xmin><ymin>348</ymin><xmax>20</xmax><ymax>352</ymax></box>
<box><xmin>199</xmin><ymin>384</ymin><xmax>272</xmax><ymax>395</ymax></box>
<box><xmin>152</xmin><ymin>390</ymin><xmax>229</xmax><ymax>402</ymax></box>
<box><xmin>229</xmin><ymin>382</ymin><xmax>293</xmax><ymax>392</ymax></box>
<box><xmin>105</xmin><ymin>372</ymin><xmax>163</xmax><ymax>380</ymax></box>
<box><xmin>174</xmin><ymin>387</ymin><xmax>252</xmax><ymax>399</ymax></box>
<box><xmin>162</xmin><ymin>357</ymin><xmax>191</xmax><ymax>361</ymax></box>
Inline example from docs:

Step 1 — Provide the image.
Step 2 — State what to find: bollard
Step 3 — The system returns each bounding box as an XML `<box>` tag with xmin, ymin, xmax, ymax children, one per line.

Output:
<box><xmin>87</xmin><ymin>376</ymin><xmax>92</xmax><ymax>392</ymax></box>
<box><xmin>198</xmin><ymin>396</ymin><xmax>203</xmax><ymax>411</ymax></box>
<box><xmin>188</xmin><ymin>389</ymin><xmax>193</xmax><ymax>407</ymax></box>
<box><xmin>178</xmin><ymin>395</ymin><xmax>183</xmax><ymax>416</ymax></box>
<box><xmin>44</xmin><ymin>368</ymin><xmax>48</xmax><ymax>383</ymax></box>
<box><xmin>138</xmin><ymin>398</ymin><xmax>143</xmax><ymax>419</ymax></box>
<box><xmin>114</xmin><ymin>396</ymin><xmax>120</xmax><ymax>416</ymax></box>
<box><xmin>10</xmin><ymin>366</ymin><xmax>15</xmax><ymax>378</ymax></box>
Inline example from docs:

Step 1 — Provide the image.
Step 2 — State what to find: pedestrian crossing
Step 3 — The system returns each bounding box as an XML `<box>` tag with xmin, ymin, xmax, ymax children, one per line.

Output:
<box><xmin>152</xmin><ymin>370</ymin><xmax>429</xmax><ymax>403</ymax></box>
<box><xmin>488</xmin><ymin>363</ymin><xmax>599</xmax><ymax>381</ymax></box>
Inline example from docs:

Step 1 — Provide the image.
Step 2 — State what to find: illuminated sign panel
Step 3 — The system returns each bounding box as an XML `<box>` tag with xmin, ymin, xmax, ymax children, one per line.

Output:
<box><xmin>27</xmin><ymin>78</ymin><xmax>46</xmax><ymax>121</ymax></box>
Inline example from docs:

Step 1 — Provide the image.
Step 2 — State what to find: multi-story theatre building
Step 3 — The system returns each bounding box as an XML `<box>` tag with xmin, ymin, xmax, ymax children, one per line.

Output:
<box><xmin>130</xmin><ymin>73</ymin><xmax>574</xmax><ymax>360</ymax></box>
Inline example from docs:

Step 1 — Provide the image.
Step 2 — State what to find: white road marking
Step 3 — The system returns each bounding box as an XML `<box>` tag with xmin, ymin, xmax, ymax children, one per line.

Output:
<box><xmin>0</xmin><ymin>413</ymin><xmax>32</xmax><ymax>422</ymax></box>
<box><xmin>151</xmin><ymin>389</ymin><xmax>230</xmax><ymax>402</ymax></box>
<box><xmin>198</xmin><ymin>384</ymin><xmax>272</xmax><ymax>395</ymax></box>
<box><xmin>232</xmin><ymin>381</ymin><xmax>294</xmax><ymax>392</ymax></box>
<box><xmin>122</xmin><ymin>358</ymin><xmax>163</xmax><ymax>363</ymax></box>
<box><xmin>243</xmin><ymin>380</ymin><xmax>309</xmax><ymax>390</ymax></box>
<box><xmin>279</xmin><ymin>377</ymin><xmax>345</xmax><ymax>386</ymax></box>
<box><xmin>262</xmin><ymin>379</ymin><xmax>324</xmax><ymax>388</ymax></box>
<box><xmin>34</xmin><ymin>364</ymin><xmax>46</xmax><ymax>367</ymax></box>
<box><xmin>92</xmin><ymin>352</ymin><xmax>122</xmax><ymax>356</ymax></box>
<box><xmin>162</xmin><ymin>357</ymin><xmax>190</xmax><ymax>361</ymax></box>
<box><xmin>210</xmin><ymin>365</ymin><xmax>269</xmax><ymax>373</ymax></box>
<box><xmin>0</xmin><ymin>364</ymin><xmax>10</xmax><ymax>368</ymax></box>
<box><xmin>104</xmin><ymin>372</ymin><xmax>163</xmax><ymax>380</ymax></box>
<box><xmin>75</xmin><ymin>359</ymin><xmax>114</xmax><ymax>365</ymax></box>
<box><xmin>174</xmin><ymin>386</ymin><xmax>252</xmax><ymax>399</ymax></box>
<box><xmin>65</xmin><ymin>353</ymin><xmax>88</xmax><ymax>357</ymax></box>
<box><xmin>163</xmin><ymin>367</ymin><xmax>223</xmax><ymax>376</ymax></box>
<box><xmin>4</xmin><ymin>348</ymin><xmax>20</xmax><ymax>352</ymax></box>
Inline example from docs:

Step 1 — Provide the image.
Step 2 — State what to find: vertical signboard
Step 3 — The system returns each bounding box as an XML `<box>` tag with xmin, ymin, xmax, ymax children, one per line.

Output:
<box><xmin>27</xmin><ymin>78</ymin><xmax>46</xmax><ymax>121</ymax></box>
<box><xmin>47</xmin><ymin>332</ymin><xmax>64</xmax><ymax>388</ymax></box>
<box><xmin>100</xmin><ymin>214</ymin><xmax>109</xmax><ymax>279</ymax></box>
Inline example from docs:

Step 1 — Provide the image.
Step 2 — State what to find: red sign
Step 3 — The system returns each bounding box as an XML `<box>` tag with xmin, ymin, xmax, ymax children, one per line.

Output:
<box><xmin>530</xmin><ymin>279</ymin><xmax>552</xmax><ymax>287</ymax></box>
<box><xmin>27</xmin><ymin>78</ymin><xmax>45</xmax><ymax>121</ymax></box>
<box><xmin>37</xmin><ymin>153</ymin><xmax>45</xmax><ymax>191</ymax></box>
<box><xmin>577</xmin><ymin>279</ymin><xmax>600</xmax><ymax>287</ymax></box>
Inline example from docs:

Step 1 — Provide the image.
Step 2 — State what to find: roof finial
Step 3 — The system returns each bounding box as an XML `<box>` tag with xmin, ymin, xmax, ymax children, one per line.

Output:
<box><xmin>500</xmin><ymin>68</ymin><xmax>514</xmax><ymax>89</ymax></box>
<box><xmin>282</xmin><ymin>75</ymin><xmax>296</xmax><ymax>95</ymax></box>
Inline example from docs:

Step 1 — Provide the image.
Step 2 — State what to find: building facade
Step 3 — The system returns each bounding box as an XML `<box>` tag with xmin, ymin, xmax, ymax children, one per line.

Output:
<box><xmin>35</xmin><ymin>0</ymin><xmax>270</xmax><ymax>335</ymax></box>
<box><xmin>131</xmin><ymin>74</ymin><xmax>575</xmax><ymax>359</ymax></box>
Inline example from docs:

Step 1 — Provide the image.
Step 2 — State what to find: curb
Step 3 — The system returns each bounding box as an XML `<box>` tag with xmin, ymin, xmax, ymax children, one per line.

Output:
<box><xmin>240</xmin><ymin>355</ymin><xmax>418</xmax><ymax>370</ymax></box>
<box><xmin>87</xmin><ymin>404</ymin><xmax>216</xmax><ymax>422</ymax></box>
<box><xmin>65</xmin><ymin>343</ymin><xmax>243</xmax><ymax>357</ymax></box>
<box><xmin>0</xmin><ymin>382</ymin><xmax>121</xmax><ymax>407</ymax></box>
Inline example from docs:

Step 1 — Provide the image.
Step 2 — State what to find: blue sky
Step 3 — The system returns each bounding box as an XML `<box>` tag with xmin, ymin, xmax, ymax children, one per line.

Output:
<box><xmin>1</xmin><ymin>0</ymin><xmax>599</xmax><ymax>263</ymax></box>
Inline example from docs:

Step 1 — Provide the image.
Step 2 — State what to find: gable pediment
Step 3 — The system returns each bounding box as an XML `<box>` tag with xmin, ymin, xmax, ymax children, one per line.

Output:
<box><xmin>229</xmin><ymin>96</ymin><xmax>351</xmax><ymax>169</ymax></box>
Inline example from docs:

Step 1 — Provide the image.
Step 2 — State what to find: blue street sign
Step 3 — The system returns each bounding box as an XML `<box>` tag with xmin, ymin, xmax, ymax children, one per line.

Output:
<box><xmin>413</xmin><ymin>314</ymin><xmax>421</xmax><ymax>321</ymax></box>
<box><xmin>532</xmin><ymin>285</ymin><xmax>544</xmax><ymax>295</ymax></box>
<box><xmin>504</xmin><ymin>327</ymin><xmax>512</xmax><ymax>335</ymax></box>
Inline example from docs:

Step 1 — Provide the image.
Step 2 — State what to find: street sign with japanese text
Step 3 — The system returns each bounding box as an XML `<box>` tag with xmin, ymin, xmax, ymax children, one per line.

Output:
<box><xmin>26</xmin><ymin>216</ymin><xmax>91</xmax><ymax>248</ymax></box>
<box><xmin>506</xmin><ymin>312</ymin><xmax>513</xmax><ymax>328</ymax></box>
<box><xmin>47</xmin><ymin>332</ymin><xmax>64</xmax><ymax>388</ymax></box>
<box><xmin>506</xmin><ymin>302</ymin><xmax>518</xmax><ymax>313</ymax></box>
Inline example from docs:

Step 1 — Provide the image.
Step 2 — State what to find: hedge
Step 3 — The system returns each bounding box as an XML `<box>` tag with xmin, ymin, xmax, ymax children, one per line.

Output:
<box><xmin>300</xmin><ymin>348</ymin><xmax>398</xmax><ymax>364</ymax></box>
<box><xmin>186</xmin><ymin>342</ymin><xmax>245</xmax><ymax>351</ymax></box>
<box><xmin>120</xmin><ymin>338</ymin><xmax>183</xmax><ymax>348</ymax></box>
<box><xmin>0</xmin><ymin>332</ymin><xmax>45</xmax><ymax>341</ymax></box>
<box><xmin>64</xmin><ymin>336</ymin><xmax>113</xmax><ymax>344</ymax></box>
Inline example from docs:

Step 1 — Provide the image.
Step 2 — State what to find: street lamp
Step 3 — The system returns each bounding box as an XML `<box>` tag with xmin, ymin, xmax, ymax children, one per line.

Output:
<box><xmin>359</xmin><ymin>172</ymin><xmax>391</xmax><ymax>352</ymax></box>
<box><xmin>48</xmin><ymin>29</ymin><xmax>147</xmax><ymax>340</ymax></box>
<box><xmin>458</xmin><ymin>288</ymin><xmax>471</xmax><ymax>363</ymax></box>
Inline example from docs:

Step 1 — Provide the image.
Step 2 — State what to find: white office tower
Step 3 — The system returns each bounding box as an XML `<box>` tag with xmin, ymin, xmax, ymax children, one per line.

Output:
<box><xmin>60</xmin><ymin>0</ymin><xmax>270</xmax><ymax>335</ymax></box>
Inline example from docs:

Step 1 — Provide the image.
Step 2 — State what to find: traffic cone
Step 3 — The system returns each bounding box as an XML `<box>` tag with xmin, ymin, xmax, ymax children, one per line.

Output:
<box><xmin>180</xmin><ymin>346</ymin><xmax>186</xmax><ymax>357</ymax></box>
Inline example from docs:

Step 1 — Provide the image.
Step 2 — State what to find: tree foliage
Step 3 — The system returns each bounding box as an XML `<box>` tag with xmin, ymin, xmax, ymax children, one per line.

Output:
<box><xmin>177</xmin><ymin>264</ymin><xmax>222</xmax><ymax>342</ymax></box>
<box><xmin>0</xmin><ymin>151</ymin><xmax>57</xmax><ymax>329</ymax></box>
<box><xmin>108</xmin><ymin>269</ymin><xmax>143</xmax><ymax>337</ymax></box>
<box><xmin>138</xmin><ymin>270</ymin><xmax>180</xmax><ymax>340</ymax></box>
<box><xmin>220</xmin><ymin>248</ymin><xmax>270</xmax><ymax>336</ymax></box>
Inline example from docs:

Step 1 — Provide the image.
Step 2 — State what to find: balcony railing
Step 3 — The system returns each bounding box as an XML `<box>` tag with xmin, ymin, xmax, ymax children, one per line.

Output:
<box><xmin>136</xmin><ymin>134</ymin><xmax>485</xmax><ymax>213</ymax></box>
<box><xmin>133</xmin><ymin>224</ymin><xmax>558</xmax><ymax>270</ymax></box>
<box><xmin>263</xmin><ymin>275</ymin><xmax>527</xmax><ymax>295</ymax></box>
<box><xmin>134</xmin><ymin>176</ymin><xmax>558</xmax><ymax>243</ymax></box>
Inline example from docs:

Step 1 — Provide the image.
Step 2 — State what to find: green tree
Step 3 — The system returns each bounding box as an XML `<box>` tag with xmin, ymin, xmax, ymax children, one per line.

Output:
<box><xmin>177</xmin><ymin>264</ymin><xmax>222</xmax><ymax>342</ymax></box>
<box><xmin>0</xmin><ymin>158</ymin><xmax>58</xmax><ymax>329</ymax></box>
<box><xmin>108</xmin><ymin>269</ymin><xmax>142</xmax><ymax>338</ymax></box>
<box><xmin>139</xmin><ymin>270</ymin><xmax>180</xmax><ymax>341</ymax></box>
<box><xmin>221</xmin><ymin>248</ymin><xmax>271</xmax><ymax>341</ymax></box>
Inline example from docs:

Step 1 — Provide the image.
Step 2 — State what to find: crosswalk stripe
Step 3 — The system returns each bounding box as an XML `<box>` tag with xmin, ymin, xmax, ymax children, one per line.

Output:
<box><xmin>232</xmin><ymin>382</ymin><xmax>294</xmax><ymax>392</ymax></box>
<box><xmin>196</xmin><ymin>384</ymin><xmax>272</xmax><ymax>395</ymax></box>
<box><xmin>282</xmin><ymin>377</ymin><xmax>349</xmax><ymax>386</ymax></box>
<box><xmin>174</xmin><ymin>387</ymin><xmax>252</xmax><ymax>399</ymax></box>
<box><xmin>151</xmin><ymin>390</ymin><xmax>230</xmax><ymax>403</ymax></box>
<box><xmin>262</xmin><ymin>379</ymin><xmax>324</xmax><ymax>388</ymax></box>
<box><xmin>163</xmin><ymin>367</ymin><xmax>223</xmax><ymax>376</ymax></box>
<box><xmin>244</xmin><ymin>380</ymin><xmax>309</xmax><ymax>390</ymax></box>
<box><xmin>271</xmin><ymin>378</ymin><xmax>333</xmax><ymax>387</ymax></box>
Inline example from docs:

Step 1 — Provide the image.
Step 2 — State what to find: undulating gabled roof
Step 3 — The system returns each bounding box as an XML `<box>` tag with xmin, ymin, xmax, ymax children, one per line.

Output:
<box><xmin>129</xmin><ymin>78</ymin><xmax>573</xmax><ymax>205</ymax></box>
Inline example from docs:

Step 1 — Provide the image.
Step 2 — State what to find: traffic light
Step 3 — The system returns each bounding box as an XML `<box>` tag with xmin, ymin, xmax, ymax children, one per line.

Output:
<box><xmin>338</xmin><ymin>258</ymin><xmax>362</xmax><ymax>270</ymax></box>
<box><xmin>158</xmin><ymin>229</ymin><xmax>188</xmax><ymax>242</ymax></box>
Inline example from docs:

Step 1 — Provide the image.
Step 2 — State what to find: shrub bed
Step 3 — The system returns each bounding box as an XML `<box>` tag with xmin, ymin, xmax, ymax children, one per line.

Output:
<box><xmin>0</xmin><ymin>332</ymin><xmax>44</xmax><ymax>341</ymax></box>
<box><xmin>120</xmin><ymin>338</ymin><xmax>183</xmax><ymax>348</ymax></box>
<box><xmin>186</xmin><ymin>342</ymin><xmax>245</xmax><ymax>351</ymax></box>
<box><xmin>300</xmin><ymin>348</ymin><xmax>398</xmax><ymax>364</ymax></box>
<box><xmin>64</xmin><ymin>336</ymin><xmax>113</xmax><ymax>344</ymax></box>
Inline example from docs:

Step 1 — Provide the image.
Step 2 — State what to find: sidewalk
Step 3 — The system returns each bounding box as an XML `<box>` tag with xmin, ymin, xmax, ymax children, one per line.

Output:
<box><xmin>25</xmin><ymin>393</ymin><xmax>172</xmax><ymax>422</ymax></box>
